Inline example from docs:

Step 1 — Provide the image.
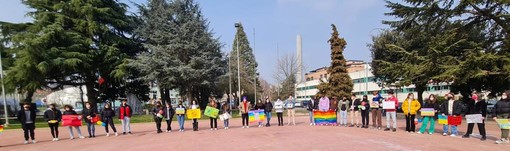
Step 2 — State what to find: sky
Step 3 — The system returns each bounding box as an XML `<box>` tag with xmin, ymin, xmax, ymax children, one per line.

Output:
<box><xmin>0</xmin><ymin>0</ymin><xmax>396</xmax><ymax>84</ymax></box>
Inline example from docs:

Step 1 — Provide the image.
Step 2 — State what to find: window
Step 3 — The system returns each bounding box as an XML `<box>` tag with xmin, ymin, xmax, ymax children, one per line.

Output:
<box><xmin>442</xmin><ymin>86</ymin><xmax>450</xmax><ymax>90</ymax></box>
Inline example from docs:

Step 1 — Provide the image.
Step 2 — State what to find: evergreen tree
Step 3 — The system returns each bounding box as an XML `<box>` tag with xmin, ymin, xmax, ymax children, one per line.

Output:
<box><xmin>230</xmin><ymin>23</ymin><xmax>260</xmax><ymax>101</ymax></box>
<box><xmin>317</xmin><ymin>24</ymin><xmax>353</xmax><ymax>98</ymax></box>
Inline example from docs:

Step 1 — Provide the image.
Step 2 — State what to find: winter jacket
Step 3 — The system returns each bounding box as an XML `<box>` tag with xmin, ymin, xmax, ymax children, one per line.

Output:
<box><xmin>82</xmin><ymin>108</ymin><xmax>96</xmax><ymax>123</ymax></box>
<box><xmin>384</xmin><ymin>96</ymin><xmax>399</xmax><ymax>112</ymax></box>
<box><xmin>372</xmin><ymin>94</ymin><xmax>383</xmax><ymax>109</ymax></box>
<box><xmin>402</xmin><ymin>99</ymin><xmax>421</xmax><ymax>115</ymax></box>
<box><xmin>306</xmin><ymin>99</ymin><xmax>316</xmax><ymax>111</ymax></box>
<box><xmin>440</xmin><ymin>100</ymin><xmax>463</xmax><ymax>116</ymax></box>
<box><xmin>101</xmin><ymin>108</ymin><xmax>116</xmax><ymax>121</ymax></box>
<box><xmin>163</xmin><ymin>107</ymin><xmax>175</xmax><ymax>120</ymax></box>
<box><xmin>119</xmin><ymin>105</ymin><xmax>133</xmax><ymax>119</ymax></box>
<box><xmin>274</xmin><ymin>100</ymin><xmax>284</xmax><ymax>113</ymax></box>
<box><xmin>285</xmin><ymin>99</ymin><xmax>296</xmax><ymax>109</ymax></box>
<box><xmin>44</xmin><ymin>109</ymin><xmax>62</xmax><ymax>122</ymax></box>
<box><xmin>63</xmin><ymin>110</ymin><xmax>78</xmax><ymax>115</ymax></box>
<box><xmin>152</xmin><ymin>106</ymin><xmax>164</xmax><ymax>118</ymax></box>
<box><xmin>330</xmin><ymin>98</ymin><xmax>339</xmax><ymax>111</ymax></box>
<box><xmin>465</xmin><ymin>100</ymin><xmax>487</xmax><ymax>117</ymax></box>
<box><xmin>338</xmin><ymin>99</ymin><xmax>350</xmax><ymax>111</ymax></box>
<box><xmin>422</xmin><ymin>101</ymin><xmax>440</xmax><ymax>119</ymax></box>
<box><xmin>351</xmin><ymin>99</ymin><xmax>361</xmax><ymax>111</ymax></box>
<box><xmin>360</xmin><ymin>99</ymin><xmax>370</xmax><ymax>111</ymax></box>
<box><xmin>17</xmin><ymin>109</ymin><xmax>36</xmax><ymax>125</ymax></box>
<box><xmin>239</xmin><ymin>101</ymin><xmax>251</xmax><ymax>114</ymax></box>
<box><xmin>222</xmin><ymin>103</ymin><xmax>231</xmax><ymax>114</ymax></box>
<box><xmin>493</xmin><ymin>98</ymin><xmax>510</xmax><ymax>117</ymax></box>
<box><xmin>255</xmin><ymin>102</ymin><xmax>265</xmax><ymax>110</ymax></box>
<box><xmin>264</xmin><ymin>101</ymin><xmax>273</xmax><ymax>113</ymax></box>
<box><xmin>318</xmin><ymin>97</ymin><xmax>330</xmax><ymax>111</ymax></box>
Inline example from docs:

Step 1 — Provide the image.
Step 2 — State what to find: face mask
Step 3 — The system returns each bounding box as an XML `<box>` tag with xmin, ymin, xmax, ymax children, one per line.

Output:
<box><xmin>430</xmin><ymin>98</ymin><xmax>434</xmax><ymax>101</ymax></box>
<box><xmin>409</xmin><ymin>97</ymin><xmax>414</xmax><ymax>100</ymax></box>
<box><xmin>503</xmin><ymin>95</ymin><xmax>508</xmax><ymax>99</ymax></box>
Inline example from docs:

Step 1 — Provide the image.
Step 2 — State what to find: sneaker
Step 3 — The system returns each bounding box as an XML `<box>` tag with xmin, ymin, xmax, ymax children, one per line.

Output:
<box><xmin>79</xmin><ymin>136</ymin><xmax>85</xmax><ymax>139</ymax></box>
<box><xmin>462</xmin><ymin>135</ymin><xmax>470</xmax><ymax>138</ymax></box>
<box><xmin>392</xmin><ymin>128</ymin><xmax>396</xmax><ymax>132</ymax></box>
<box><xmin>123</xmin><ymin>132</ymin><xmax>126</xmax><ymax>135</ymax></box>
<box><xmin>480</xmin><ymin>137</ymin><xmax>486</xmax><ymax>141</ymax></box>
<box><xmin>242</xmin><ymin>126</ymin><xmax>245</xmax><ymax>129</ymax></box>
<box><xmin>384</xmin><ymin>128</ymin><xmax>390</xmax><ymax>131</ymax></box>
<box><xmin>24</xmin><ymin>140</ymin><xmax>29</xmax><ymax>144</ymax></box>
<box><xmin>247</xmin><ymin>126</ymin><xmax>250</xmax><ymax>128</ymax></box>
<box><xmin>214</xmin><ymin>128</ymin><xmax>217</xmax><ymax>130</ymax></box>
<box><xmin>55</xmin><ymin>138</ymin><xmax>59</xmax><ymax>141</ymax></box>
<box><xmin>428</xmin><ymin>132</ymin><xmax>433</xmax><ymax>135</ymax></box>
<box><xmin>32</xmin><ymin>140</ymin><xmax>37</xmax><ymax>144</ymax></box>
<box><xmin>496</xmin><ymin>138</ymin><xmax>509</xmax><ymax>144</ymax></box>
<box><xmin>349</xmin><ymin>125</ymin><xmax>354</xmax><ymax>127</ymax></box>
<box><xmin>378</xmin><ymin>127</ymin><xmax>382</xmax><ymax>130</ymax></box>
<box><xmin>106</xmin><ymin>133</ymin><xmax>110</xmax><ymax>137</ymax></box>
<box><xmin>211</xmin><ymin>128</ymin><xmax>214</xmax><ymax>131</ymax></box>
<box><xmin>128</xmin><ymin>132</ymin><xmax>132</xmax><ymax>135</ymax></box>
<box><xmin>52</xmin><ymin>138</ymin><xmax>56</xmax><ymax>141</ymax></box>
<box><xmin>410</xmin><ymin>132</ymin><xmax>414</xmax><ymax>134</ymax></box>
<box><xmin>70</xmin><ymin>137</ymin><xmax>74</xmax><ymax>140</ymax></box>
<box><xmin>115</xmin><ymin>133</ymin><xmax>118</xmax><ymax>136</ymax></box>
<box><xmin>310</xmin><ymin>123</ymin><xmax>313</xmax><ymax>126</ymax></box>
<box><xmin>313</xmin><ymin>123</ymin><xmax>316</xmax><ymax>126</ymax></box>
<box><xmin>450</xmin><ymin>134</ymin><xmax>457</xmax><ymax>137</ymax></box>
<box><xmin>442</xmin><ymin>133</ymin><xmax>447</xmax><ymax>136</ymax></box>
<box><xmin>417</xmin><ymin>132</ymin><xmax>422</xmax><ymax>134</ymax></box>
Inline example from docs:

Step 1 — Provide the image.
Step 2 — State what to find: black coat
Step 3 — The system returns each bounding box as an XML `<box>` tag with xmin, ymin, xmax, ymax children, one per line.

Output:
<box><xmin>352</xmin><ymin>99</ymin><xmax>361</xmax><ymax>111</ymax></box>
<box><xmin>255</xmin><ymin>102</ymin><xmax>265</xmax><ymax>110</ymax></box>
<box><xmin>422</xmin><ymin>101</ymin><xmax>440</xmax><ymax>119</ymax></box>
<box><xmin>493</xmin><ymin>98</ymin><xmax>510</xmax><ymax>117</ymax></box>
<box><xmin>63</xmin><ymin>110</ymin><xmax>78</xmax><ymax>115</ymax></box>
<box><xmin>44</xmin><ymin>109</ymin><xmax>62</xmax><ymax>122</ymax></box>
<box><xmin>307</xmin><ymin>99</ymin><xmax>316</xmax><ymax>111</ymax></box>
<box><xmin>17</xmin><ymin>109</ymin><xmax>36</xmax><ymax>125</ymax></box>
<box><xmin>82</xmin><ymin>108</ymin><xmax>96</xmax><ymax>123</ymax></box>
<box><xmin>264</xmin><ymin>101</ymin><xmax>273</xmax><ymax>112</ymax></box>
<box><xmin>465</xmin><ymin>100</ymin><xmax>487</xmax><ymax>117</ymax></box>
<box><xmin>440</xmin><ymin>100</ymin><xmax>463</xmax><ymax>115</ymax></box>
<box><xmin>163</xmin><ymin>107</ymin><xmax>175</xmax><ymax>120</ymax></box>
<box><xmin>101</xmin><ymin>108</ymin><xmax>116</xmax><ymax>121</ymax></box>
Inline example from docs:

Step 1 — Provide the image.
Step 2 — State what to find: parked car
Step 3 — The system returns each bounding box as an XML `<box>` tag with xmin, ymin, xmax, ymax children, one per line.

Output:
<box><xmin>486</xmin><ymin>99</ymin><xmax>497</xmax><ymax>117</ymax></box>
<box><xmin>294</xmin><ymin>101</ymin><xmax>302</xmax><ymax>108</ymax></box>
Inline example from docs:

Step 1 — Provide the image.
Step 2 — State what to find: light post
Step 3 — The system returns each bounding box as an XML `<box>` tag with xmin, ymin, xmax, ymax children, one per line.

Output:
<box><xmin>235</xmin><ymin>22</ymin><xmax>242</xmax><ymax>105</ymax></box>
<box><xmin>1</xmin><ymin>51</ymin><xmax>8</xmax><ymax>125</ymax></box>
<box><xmin>364</xmin><ymin>62</ymin><xmax>369</xmax><ymax>95</ymax></box>
<box><xmin>253</xmin><ymin>28</ymin><xmax>257</xmax><ymax>102</ymax></box>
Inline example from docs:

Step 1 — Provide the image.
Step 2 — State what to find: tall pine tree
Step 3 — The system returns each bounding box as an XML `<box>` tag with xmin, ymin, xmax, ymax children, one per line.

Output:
<box><xmin>317</xmin><ymin>24</ymin><xmax>353</xmax><ymax>98</ymax></box>
<box><xmin>231</xmin><ymin>23</ymin><xmax>260</xmax><ymax>102</ymax></box>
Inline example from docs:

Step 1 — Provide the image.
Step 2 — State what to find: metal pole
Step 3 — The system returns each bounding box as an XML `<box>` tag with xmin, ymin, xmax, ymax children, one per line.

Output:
<box><xmin>235</xmin><ymin>23</ymin><xmax>241</xmax><ymax>105</ymax></box>
<box><xmin>228</xmin><ymin>51</ymin><xmax>232</xmax><ymax>115</ymax></box>
<box><xmin>364</xmin><ymin>62</ymin><xmax>368</xmax><ymax>95</ymax></box>
<box><xmin>253</xmin><ymin>28</ymin><xmax>256</xmax><ymax>102</ymax></box>
<box><xmin>1</xmin><ymin>51</ymin><xmax>9</xmax><ymax>125</ymax></box>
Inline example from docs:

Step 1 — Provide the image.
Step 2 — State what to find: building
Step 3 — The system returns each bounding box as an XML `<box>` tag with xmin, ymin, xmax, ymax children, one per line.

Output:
<box><xmin>296</xmin><ymin>62</ymin><xmax>452</xmax><ymax>102</ymax></box>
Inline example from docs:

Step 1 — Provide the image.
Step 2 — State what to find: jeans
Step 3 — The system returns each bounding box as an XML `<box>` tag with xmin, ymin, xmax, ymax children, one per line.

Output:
<box><xmin>371</xmin><ymin>109</ymin><xmax>382</xmax><ymax>127</ymax></box>
<box><xmin>223</xmin><ymin>119</ymin><xmax>229</xmax><ymax>128</ymax></box>
<box><xmin>350</xmin><ymin>110</ymin><xmax>359</xmax><ymax>125</ymax></box>
<box><xmin>265</xmin><ymin>111</ymin><xmax>272</xmax><ymax>125</ymax></box>
<box><xmin>241</xmin><ymin>113</ymin><xmax>249</xmax><ymax>126</ymax></box>
<box><xmin>339</xmin><ymin>110</ymin><xmax>348</xmax><ymax>125</ymax></box>
<box><xmin>22</xmin><ymin>123</ymin><xmax>35</xmax><ymax>141</ymax></box>
<box><xmin>67</xmin><ymin>126</ymin><xmax>83</xmax><ymax>138</ymax></box>
<box><xmin>210</xmin><ymin>117</ymin><xmax>218</xmax><ymax>128</ymax></box>
<box><xmin>419</xmin><ymin>116</ymin><xmax>435</xmax><ymax>134</ymax></box>
<box><xmin>49</xmin><ymin>123</ymin><xmax>59</xmax><ymax>138</ymax></box>
<box><xmin>309</xmin><ymin>111</ymin><xmax>314</xmax><ymax>124</ymax></box>
<box><xmin>443</xmin><ymin>124</ymin><xmax>458</xmax><ymax>135</ymax></box>
<box><xmin>497</xmin><ymin>113</ymin><xmax>509</xmax><ymax>139</ymax></box>
<box><xmin>386</xmin><ymin>112</ymin><xmax>397</xmax><ymax>129</ymax></box>
<box><xmin>104</xmin><ymin>118</ymin><xmax>117</xmax><ymax>133</ymax></box>
<box><xmin>405</xmin><ymin>114</ymin><xmax>416</xmax><ymax>132</ymax></box>
<box><xmin>287</xmin><ymin>109</ymin><xmax>296</xmax><ymax>125</ymax></box>
<box><xmin>86</xmin><ymin>122</ymin><xmax>95</xmax><ymax>137</ymax></box>
<box><xmin>166</xmin><ymin>119</ymin><xmax>172</xmax><ymax>131</ymax></box>
<box><xmin>121</xmin><ymin>117</ymin><xmax>131</xmax><ymax>133</ymax></box>
<box><xmin>177</xmin><ymin>115</ymin><xmax>185</xmax><ymax>130</ymax></box>
<box><xmin>277</xmin><ymin>112</ymin><xmax>283</xmax><ymax>125</ymax></box>
<box><xmin>361</xmin><ymin>110</ymin><xmax>369</xmax><ymax>126</ymax></box>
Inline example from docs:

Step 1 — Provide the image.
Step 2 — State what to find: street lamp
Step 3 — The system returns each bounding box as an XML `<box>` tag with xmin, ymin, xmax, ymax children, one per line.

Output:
<box><xmin>1</xmin><ymin>50</ymin><xmax>8</xmax><ymax>125</ymax></box>
<box><xmin>235</xmin><ymin>22</ymin><xmax>241</xmax><ymax>105</ymax></box>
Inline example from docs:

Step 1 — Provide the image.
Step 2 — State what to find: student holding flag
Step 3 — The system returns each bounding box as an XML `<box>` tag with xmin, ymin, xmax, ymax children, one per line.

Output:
<box><xmin>176</xmin><ymin>102</ymin><xmax>187</xmax><ymax>132</ymax></box>
<box><xmin>190</xmin><ymin>100</ymin><xmax>200</xmax><ymax>131</ymax></box>
<box><xmin>164</xmin><ymin>102</ymin><xmax>175</xmax><ymax>132</ymax></box>
<box><xmin>274</xmin><ymin>98</ymin><xmax>284</xmax><ymax>126</ymax></box>
<box><xmin>264</xmin><ymin>97</ymin><xmax>273</xmax><ymax>127</ymax></box>
<box><xmin>402</xmin><ymin>93</ymin><xmax>421</xmax><ymax>133</ymax></box>
<box><xmin>63</xmin><ymin>105</ymin><xmax>85</xmax><ymax>139</ymax></box>
<box><xmin>255</xmin><ymin>99</ymin><xmax>265</xmax><ymax>127</ymax></box>
<box><xmin>418</xmin><ymin>94</ymin><xmax>440</xmax><ymax>135</ymax></box>
<box><xmin>18</xmin><ymin>103</ymin><xmax>37</xmax><ymax>144</ymax></box>
<box><xmin>239</xmin><ymin>96</ymin><xmax>251</xmax><ymax>128</ymax></box>
<box><xmin>493</xmin><ymin>91</ymin><xmax>510</xmax><ymax>144</ymax></box>
<box><xmin>119</xmin><ymin>99</ymin><xmax>133</xmax><ymax>135</ymax></box>
<box><xmin>222</xmin><ymin>102</ymin><xmax>231</xmax><ymax>129</ymax></box>
<box><xmin>440</xmin><ymin>93</ymin><xmax>462</xmax><ymax>137</ymax></box>
<box><xmin>152</xmin><ymin>101</ymin><xmax>164</xmax><ymax>133</ymax></box>
<box><xmin>44</xmin><ymin>104</ymin><xmax>62</xmax><ymax>141</ymax></box>
<box><xmin>208</xmin><ymin>98</ymin><xmax>219</xmax><ymax>130</ymax></box>
<box><xmin>462</xmin><ymin>93</ymin><xmax>487</xmax><ymax>141</ymax></box>
<box><xmin>101</xmin><ymin>103</ymin><xmax>118</xmax><ymax>137</ymax></box>
<box><xmin>82</xmin><ymin>102</ymin><xmax>96</xmax><ymax>138</ymax></box>
<box><xmin>349</xmin><ymin>94</ymin><xmax>361</xmax><ymax>127</ymax></box>
<box><xmin>285</xmin><ymin>95</ymin><xmax>296</xmax><ymax>126</ymax></box>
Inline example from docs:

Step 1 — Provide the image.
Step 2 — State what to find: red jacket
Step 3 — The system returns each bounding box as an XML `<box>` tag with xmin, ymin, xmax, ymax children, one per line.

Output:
<box><xmin>119</xmin><ymin>105</ymin><xmax>132</xmax><ymax>119</ymax></box>
<box><xmin>385</xmin><ymin>96</ymin><xmax>399</xmax><ymax>112</ymax></box>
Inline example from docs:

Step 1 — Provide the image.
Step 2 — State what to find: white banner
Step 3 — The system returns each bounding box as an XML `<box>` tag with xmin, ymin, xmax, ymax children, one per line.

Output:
<box><xmin>466</xmin><ymin>114</ymin><xmax>483</xmax><ymax>123</ymax></box>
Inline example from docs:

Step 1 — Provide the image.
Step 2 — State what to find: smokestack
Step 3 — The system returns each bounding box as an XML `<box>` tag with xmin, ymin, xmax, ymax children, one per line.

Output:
<box><xmin>296</xmin><ymin>34</ymin><xmax>303</xmax><ymax>83</ymax></box>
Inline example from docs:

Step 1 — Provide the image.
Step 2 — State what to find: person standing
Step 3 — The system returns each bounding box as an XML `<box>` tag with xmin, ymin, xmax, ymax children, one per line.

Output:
<box><xmin>285</xmin><ymin>95</ymin><xmax>296</xmax><ymax>126</ymax></box>
<box><xmin>152</xmin><ymin>101</ymin><xmax>164</xmax><ymax>133</ymax></box>
<box><xmin>264</xmin><ymin>97</ymin><xmax>273</xmax><ymax>127</ymax></box>
<box><xmin>371</xmin><ymin>91</ymin><xmax>383</xmax><ymax>130</ymax></box>
<box><xmin>307</xmin><ymin>96</ymin><xmax>318</xmax><ymax>126</ymax></box>
<box><xmin>222</xmin><ymin>102</ymin><xmax>231</xmax><ymax>129</ymax></box>
<box><xmin>239</xmin><ymin>96</ymin><xmax>251</xmax><ymax>128</ymax></box>
<box><xmin>208</xmin><ymin>98</ymin><xmax>219</xmax><ymax>130</ymax></box>
<box><xmin>318</xmin><ymin>94</ymin><xmax>330</xmax><ymax>111</ymax></box>
<box><xmin>119</xmin><ymin>99</ymin><xmax>133</xmax><ymax>135</ymax></box>
<box><xmin>418</xmin><ymin>94</ymin><xmax>440</xmax><ymax>135</ymax></box>
<box><xmin>164</xmin><ymin>102</ymin><xmax>175</xmax><ymax>133</ymax></box>
<box><xmin>402</xmin><ymin>93</ymin><xmax>421</xmax><ymax>133</ymax></box>
<box><xmin>190</xmin><ymin>100</ymin><xmax>200</xmax><ymax>131</ymax></box>
<box><xmin>384</xmin><ymin>91</ymin><xmax>399</xmax><ymax>132</ymax></box>
<box><xmin>274</xmin><ymin>98</ymin><xmax>284</xmax><ymax>126</ymax></box>
<box><xmin>440</xmin><ymin>93</ymin><xmax>462</xmax><ymax>137</ymax></box>
<box><xmin>101</xmin><ymin>103</ymin><xmax>118</xmax><ymax>137</ymax></box>
<box><xmin>494</xmin><ymin>91</ymin><xmax>510</xmax><ymax>144</ymax></box>
<box><xmin>349</xmin><ymin>94</ymin><xmax>361</xmax><ymax>127</ymax></box>
<box><xmin>338</xmin><ymin>96</ymin><xmax>350</xmax><ymax>127</ymax></box>
<box><xmin>360</xmin><ymin>95</ymin><xmax>370</xmax><ymax>128</ymax></box>
<box><xmin>330</xmin><ymin>96</ymin><xmax>339</xmax><ymax>112</ymax></box>
<box><xmin>176</xmin><ymin>102</ymin><xmax>186</xmax><ymax>132</ymax></box>
<box><xmin>18</xmin><ymin>103</ymin><xmax>37</xmax><ymax>144</ymax></box>
<box><xmin>44</xmin><ymin>104</ymin><xmax>62</xmax><ymax>141</ymax></box>
<box><xmin>63</xmin><ymin>105</ymin><xmax>85</xmax><ymax>139</ymax></box>
<box><xmin>82</xmin><ymin>102</ymin><xmax>96</xmax><ymax>138</ymax></box>
<box><xmin>255</xmin><ymin>99</ymin><xmax>265</xmax><ymax>127</ymax></box>
<box><xmin>462</xmin><ymin>93</ymin><xmax>487</xmax><ymax>141</ymax></box>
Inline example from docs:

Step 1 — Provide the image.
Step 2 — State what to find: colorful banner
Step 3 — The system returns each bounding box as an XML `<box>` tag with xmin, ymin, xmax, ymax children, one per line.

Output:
<box><xmin>91</xmin><ymin>116</ymin><xmax>100</xmax><ymax>124</ymax></box>
<box><xmin>370</xmin><ymin>102</ymin><xmax>380</xmax><ymax>108</ymax></box>
<box><xmin>0</xmin><ymin>125</ymin><xmax>3</xmax><ymax>134</ymax></box>
<box><xmin>496</xmin><ymin>119</ymin><xmax>510</xmax><ymax>130</ymax></box>
<box><xmin>176</xmin><ymin>108</ymin><xmax>185</xmax><ymax>115</ymax></box>
<box><xmin>204</xmin><ymin>106</ymin><xmax>219</xmax><ymax>118</ymax></box>
<box><xmin>438</xmin><ymin>115</ymin><xmax>448</xmax><ymax>125</ymax></box>
<box><xmin>447</xmin><ymin>116</ymin><xmax>462</xmax><ymax>126</ymax></box>
<box><xmin>186</xmin><ymin>109</ymin><xmax>201</xmax><ymax>119</ymax></box>
<box><xmin>248</xmin><ymin>110</ymin><xmax>266</xmax><ymax>123</ymax></box>
<box><xmin>382</xmin><ymin>101</ymin><xmax>395</xmax><ymax>109</ymax></box>
<box><xmin>465</xmin><ymin>114</ymin><xmax>483</xmax><ymax>123</ymax></box>
<box><xmin>313</xmin><ymin>110</ymin><xmax>337</xmax><ymax>125</ymax></box>
<box><xmin>420</xmin><ymin>108</ymin><xmax>435</xmax><ymax>117</ymax></box>
<box><xmin>62</xmin><ymin>115</ymin><xmax>82</xmax><ymax>126</ymax></box>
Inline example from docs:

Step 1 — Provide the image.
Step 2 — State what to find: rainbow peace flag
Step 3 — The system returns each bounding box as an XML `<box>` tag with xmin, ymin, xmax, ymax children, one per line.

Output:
<box><xmin>248</xmin><ymin>110</ymin><xmax>265</xmax><ymax>123</ymax></box>
<box><xmin>0</xmin><ymin>125</ymin><xmax>4</xmax><ymax>134</ymax></box>
<box><xmin>314</xmin><ymin>110</ymin><xmax>337</xmax><ymax>125</ymax></box>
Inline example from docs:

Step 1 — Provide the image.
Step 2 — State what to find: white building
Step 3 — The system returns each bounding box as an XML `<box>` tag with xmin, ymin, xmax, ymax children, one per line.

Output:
<box><xmin>296</xmin><ymin>63</ymin><xmax>452</xmax><ymax>102</ymax></box>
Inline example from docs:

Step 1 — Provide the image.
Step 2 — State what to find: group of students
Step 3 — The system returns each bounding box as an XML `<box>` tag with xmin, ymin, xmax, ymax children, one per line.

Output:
<box><xmin>305</xmin><ymin>90</ymin><xmax>510</xmax><ymax>144</ymax></box>
<box><xmin>16</xmin><ymin>100</ymin><xmax>134</xmax><ymax>144</ymax></box>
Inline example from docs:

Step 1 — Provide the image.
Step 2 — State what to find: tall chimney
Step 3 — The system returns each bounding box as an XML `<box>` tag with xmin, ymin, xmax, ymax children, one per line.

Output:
<box><xmin>296</xmin><ymin>34</ymin><xmax>303</xmax><ymax>83</ymax></box>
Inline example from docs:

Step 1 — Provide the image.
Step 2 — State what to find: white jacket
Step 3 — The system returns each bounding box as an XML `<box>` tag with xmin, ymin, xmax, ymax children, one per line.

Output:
<box><xmin>274</xmin><ymin>99</ymin><xmax>284</xmax><ymax>113</ymax></box>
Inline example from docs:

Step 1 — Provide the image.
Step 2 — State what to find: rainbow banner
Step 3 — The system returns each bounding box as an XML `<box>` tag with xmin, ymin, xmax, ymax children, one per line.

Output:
<box><xmin>248</xmin><ymin>110</ymin><xmax>265</xmax><ymax>123</ymax></box>
<box><xmin>420</xmin><ymin>108</ymin><xmax>435</xmax><ymax>117</ymax></box>
<box><xmin>496</xmin><ymin>119</ymin><xmax>510</xmax><ymax>130</ymax></box>
<box><xmin>314</xmin><ymin>110</ymin><xmax>337</xmax><ymax>125</ymax></box>
<box><xmin>0</xmin><ymin>125</ymin><xmax>4</xmax><ymax>134</ymax></box>
<box><xmin>438</xmin><ymin>115</ymin><xmax>448</xmax><ymax>125</ymax></box>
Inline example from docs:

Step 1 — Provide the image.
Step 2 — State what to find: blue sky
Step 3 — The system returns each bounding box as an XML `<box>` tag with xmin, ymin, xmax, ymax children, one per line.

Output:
<box><xmin>0</xmin><ymin>0</ymin><xmax>395</xmax><ymax>84</ymax></box>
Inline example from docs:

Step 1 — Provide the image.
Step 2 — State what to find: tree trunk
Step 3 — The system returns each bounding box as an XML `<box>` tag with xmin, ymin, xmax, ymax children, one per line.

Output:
<box><xmin>85</xmin><ymin>81</ymin><xmax>98</xmax><ymax>108</ymax></box>
<box><xmin>186</xmin><ymin>84</ymin><xmax>193</xmax><ymax>106</ymax></box>
<box><xmin>164</xmin><ymin>88</ymin><xmax>170</xmax><ymax>104</ymax></box>
<box><xmin>415</xmin><ymin>83</ymin><xmax>426</xmax><ymax>105</ymax></box>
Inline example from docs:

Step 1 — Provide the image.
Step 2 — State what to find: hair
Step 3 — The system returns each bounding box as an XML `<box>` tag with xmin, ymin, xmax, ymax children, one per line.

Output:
<box><xmin>407</xmin><ymin>93</ymin><xmax>414</xmax><ymax>99</ymax></box>
<box><xmin>428</xmin><ymin>94</ymin><xmax>436</xmax><ymax>103</ymax></box>
<box><xmin>352</xmin><ymin>93</ymin><xmax>356</xmax><ymax>97</ymax></box>
<box><xmin>363</xmin><ymin>95</ymin><xmax>368</xmax><ymax>99</ymax></box>
<box><xmin>23</xmin><ymin>103</ymin><xmax>31</xmax><ymax>106</ymax></box>
<box><xmin>64</xmin><ymin>105</ymin><xmax>74</xmax><ymax>110</ymax></box>
<box><xmin>49</xmin><ymin>103</ymin><xmax>56</xmax><ymax>107</ymax></box>
<box><xmin>104</xmin><ymin>103</ymin><xmax>111</xmax><ymax>108</ymax></box>
<box><xmin>156</xmin><ymin>101</ymin><xmax>162</xmax><ymax>105</ymax></box>
<box><xmin>388</xmin><ymin>90</ymin><xmax>394</xmax><ymax>94</ymax></box>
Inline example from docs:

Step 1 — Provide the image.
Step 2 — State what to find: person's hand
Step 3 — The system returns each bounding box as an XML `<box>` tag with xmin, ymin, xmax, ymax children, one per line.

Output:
<box><xmin>481</xmin><ymin>117</ymin><xmax>485</xmax><ymax>120</ymax></box>
<box><xmin>453</xmin><ymin>115</ymin><xmax>457</xmax><ymax>117</ymax></box>
<box><xmin>442</xmin><ymin>114</ymin><xmax>445</xmax><ymax>116</ymax></box>
<box><xmin>493</xmin><ymin>117</ymin><xmax>497</xmax><ymax>121</ymax></box>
